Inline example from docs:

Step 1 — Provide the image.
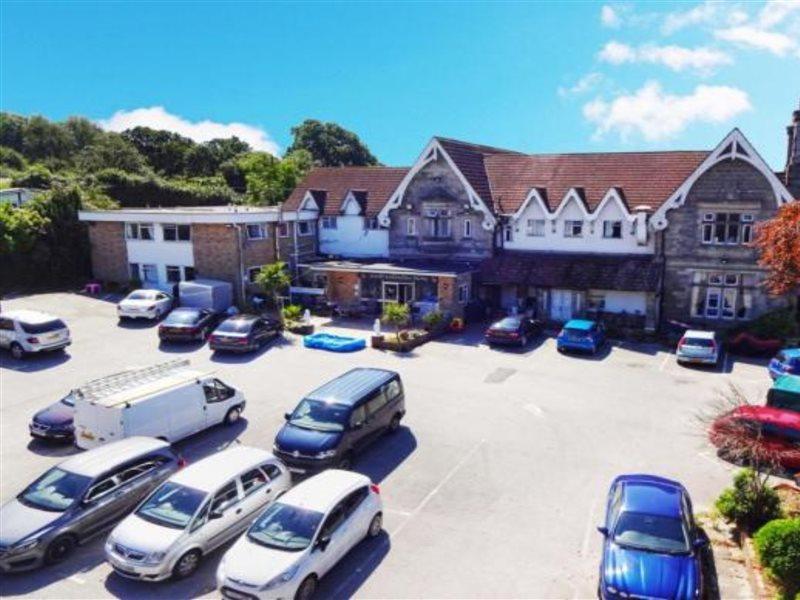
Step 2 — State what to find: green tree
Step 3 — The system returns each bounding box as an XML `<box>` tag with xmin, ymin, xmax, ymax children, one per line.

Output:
<box><xmin>0</xmin><ymin>146</ymin><xmax>27</xmax><ymax>172</ymax></box>
<box><xmin>121</xmin><ymin>126</ymin><xmax>194</xmax><ymax>176</ymax></box>
<box><xmin>382</xmin><ymin>302</ymin><xmax>410</xmax><ymax>338</ymax></box>
<box><xmin>64</xmin><ymin>117</ymin><xmax>103</xmax><ymax>150</ymax></box>
<box><xmin>254</xmin><ymin>262</ymin><xmax>291</xmax><ymax>319</ymax></box>
<box><xmin>0</xmin><ymin>202</ymin><xmax>49</xmax><ymax>254</ymax></box>
<box><xmin>77</xmin><ymin>133</ymin><xmax>147</xmax><ymax>174</ymax></box>
<box><xmin>234</xmin><ymin>149</ymin><xmax>311</xmax><ymax>206</ymax></box>
<box><xmin>12</xmin><ymin>164</ymin><xmax>53</xmax><ymax>189</ymax></box>
<box><xmin>287</xmin><ymin>119</ymin><xmax>379</xmax><ymax>167</ymax></box>
<box><xmin>0</xmin><ymin>112</ymin><xmax>27</xmax><ymax>152</ymax></box>
<box><xmin>22</xmin><ymin>115</ymin><xmax>73</xmax><ymax>161</ymax></box>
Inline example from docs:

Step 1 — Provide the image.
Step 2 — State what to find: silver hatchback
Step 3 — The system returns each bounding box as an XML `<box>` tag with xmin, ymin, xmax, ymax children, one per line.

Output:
<box><xmin>676</xmin><ymin>329</ymin><xmax>721</xmax><ymax>366</ymax></box>
<box><xmin>0</xmin><ymin>437</ymin><xmax>180</xmax><ymax>572</ymax></box>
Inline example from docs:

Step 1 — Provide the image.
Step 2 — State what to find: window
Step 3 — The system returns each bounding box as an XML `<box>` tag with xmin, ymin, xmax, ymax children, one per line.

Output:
<box><xmin>564</xmin><ymin>220</ymin><xmax>583</xmax><ymax>238</ymax></box>
<box><xmin>364</xmin><ymin>217</ymin><xmax>380</xmax><ymax>231</ymax></box>
<box><xmin>385</xmin><ymin>379</ymin><xmax>401</xmax><ymax>401</ymax></box>
<box><xmin>504</xmin><ymin>227</ymin><xmax>513</xmax><ymax>243</ymax></box>
<box><xmin>263</xmin><ymin>464</ymin><xmax>282</xmax><ymax>480</ymax></box>
<box><xmin>241</xmin><ymin>468</ymin><xmax>268</xmax><ymax>497</ymax></box>
<box><xmin>407</xmin><ymin>217</ymin><xmax>417</xmax><ymax>236</ymax></box>
<box><xmin>0</xmin><ymin>318</ymin><xmax>13</xmax><ymax>331</ymax></box>
<box><xmin>722</xmin><ymin>288</ymin><xmax>737</xmax><ymax>319</ymax></box>
<box><xmin>526</xmin><ymin>219</ymin><xmax>545</xmax><ymax>237</ymax></box>
<box><xmin>701</xmin><ymin>213</ymin><xmax>753</xmax><ymax>245</ymax></box>
<box><xmin>166</xmin><ymin>265</ymin><xmax>182</xmax><ymax>283</ymax></box>
<box><xmin>278</xmin><ymin>223</ymin><xmax>290</xmax><ymax>238</ymax></box>
<box><xmin>210</xmin><ymin>481</ymin><xmax>239</xmax><ymax>514</ymax></box>
<box><xmin>321</xmin><ymin>216</ymin><xmax>338</xmax><ymax>230</ymax></box>
<box><xmin>246</xmin><ymin>224</ymin><xmax>267</xmax><ymax>240</ymax></box>
<box><xmin>184</xmin><ymin>266</ymin><xmax>196</xmax><ymax>281</ymax></box>
<box><xmin>603</xmin><ymin>220</ymin><xmax>622</xmax><ymax>239</ymax></box>
<box><xmin>118</xmin><ymin>459</ymin><xmax>164</xmax><ymax>484</ymax></box>
<box><xmin>320</xmin><ymin>504</ymin><xmax>346</xmax><ymax>538</ymax></box>
<box><xmin>366</xmin><ymin>389</ymin><xmax>389</xmax><ymax>417</ymax></box>
<box><xmin>141</xmin><ymin>264</ymin><xmax>158</xmax><ymax>283</ymax></box>
<box><xmin>463</xmin><ymin>218</ymin><xmax>473</xmax><ymax>238</ymax></box>
<box><xmin>203</xmin><ymin>379</ymin><xmax>234</xmax><ymax>403</ymax></box>
<box><xmin>129</xmin><ymin>263</ymin><xmax>140</xmax><ymax>281</ymax></box>
<box><xmin>163</xmin><ymin>224</ymin><xmax>190</xmax><ymax>242</ymax></box>
<box><xmin>248</xmin><ymin>266</ymin><xmax>265</xmax><ymax>283</ymax></box>
<box><xmin>350</xmin><ymin>405</ymin><xmax>367</xmax><ymax>428</ymax></box>
<box><xmin>342</xmin><ymin>487</ymin><xmax>369</xmax><ymax>518</ymax></box>
<box><xmin>458</xmin><ymin>282</ymin><xmax>470</xmax><ymax>304</ymax></box>
<box><xmin>86</xmin><ymin>477</ymin><xmax>118</xmax><ymax>502</ymax></box>
<box><xmin>587</xmin><ymin>292</ymin><xmax>606</xmax><ymax>311</ymax></box>
<box><xmin>705</xmin><ymin>289</ymin><xmax>721</xmax><ymax>318</ymax></box>
<box><xmin>424</xmin><ymin>208</ymin><xmax>452</xmax><ymax>239</ymax></box>
<box><xmin>298</xmin><ymin>221</ymin><xmax>313</xmax><ymax>236</ymax></box>
<box><xmin>126</xmin><ymin>222</ymin><xmax>154</xmax><ymax>240</ymax></box>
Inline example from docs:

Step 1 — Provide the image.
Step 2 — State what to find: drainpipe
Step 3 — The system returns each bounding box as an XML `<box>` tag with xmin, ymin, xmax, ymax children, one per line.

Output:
<box><xmin>292</xmin><ymin>214</ymin><xmax>300</xmax><ymax>282</ymax></box>
<box><xmin>233</xmin><ymin>224</ymin><xmax>246</xmax><ymax>308</ymax></box>
<box><xmin>656</xmin><ymin>226</ymin><xmax>666</xmax><ymax>333</ymax></box>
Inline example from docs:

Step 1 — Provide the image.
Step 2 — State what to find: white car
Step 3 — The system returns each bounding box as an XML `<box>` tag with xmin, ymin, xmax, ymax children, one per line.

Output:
<box><xmin>0</xmin><ymin>310</ymin><xmax>71</xmax><ymax>359</ymax></box>
<box><xmin>676</xmin><ymin>329</ymin><xmax>721</xmax><ymax>366</ymax></box>
<box><xmin>217</xmin><ymin>470</ymin><xmax>383</xmax><ymax>600</ymax></box>
<box><xmin>105</xmin><ymin>446</ymin><xmax>291</xmax><ymax>581</ymax></box>
<box><xmin>117</xmin><ymin>289</ymin><xmax>173</xmax><ymax>320</ymax></box>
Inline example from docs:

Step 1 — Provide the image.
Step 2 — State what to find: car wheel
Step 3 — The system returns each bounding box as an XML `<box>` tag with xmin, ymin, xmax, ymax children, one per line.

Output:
<box><xmin>172</xmin><ymin>549</ymin><xmax>201</xmax><ymax>580</ymax></box>
<box><xmin>10</xmin><ymin>343</ymin><xmax>25</xmax><ymax>360</ymax></box>
<box><xmin>367</xmin><ymin>512</ymin><xmax>383</xmax><ymax>538</ymax></box>
<box><xmin>337</xmin><ymin>452</ymin><xmax>353</xmax><ymax>470</ymax></box>
<box><xmin>294</xmin><ymin>575</ymin><xmax>317</xmax><ymax>600</ymax></box>
<box><xmin>389</xmin><ymin>413</ymin><xmax>402</xmax><ymax>433</ymax></box>
<box><xmin>44</xmin><ymin>534</ymin><xmax>76</xmax><ymax>565</ymax></box>
<box><xmin>224</xmin><ymin>407</ymin><xmax>241</xmax><ymax>425</ymax></box>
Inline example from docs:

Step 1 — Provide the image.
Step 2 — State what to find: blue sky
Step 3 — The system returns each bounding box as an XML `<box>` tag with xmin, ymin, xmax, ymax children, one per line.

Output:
<box><xmin>1</xmin><ymin>1</ymin><xmax>798</xmax><ymax>168</ymax></box>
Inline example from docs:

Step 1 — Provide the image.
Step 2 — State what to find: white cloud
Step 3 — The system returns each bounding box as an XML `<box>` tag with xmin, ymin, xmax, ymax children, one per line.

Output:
<box><xmin>662</xmin><ymin>1</ymin><xmax>718</xmax><ymax>34</ymax></box>
<box><xmin>601</xmin><ymin>5</ymin><xmax>621</xmax><ymax>28</ymax></box>
<box><xmin>583</xmin><ymin>81</ymin><xmax>751</xmax><ymax>141</ymax></box>
<box><xmin>98</xmin><ymin>106</ymin><xmax>279</xmax><ymax>155</ymax></box>
<box><xmin>714</xmin><ymin>25</ymin><xmax>797</xmax><ymax>55</ymax></box>
<box><xmin>758</xmin><ymin>0</ymin><xmax>800</xmax><ymax>28</ymax></box>
<box><xmin>598</xmin><ymin>41</ymin><xmax>732</xmax><ymax>75</ymax></box>
<box><xmin>558</xmin><ymin>73</ymin><xmax>605</xmax><ymax>98</ymax></box>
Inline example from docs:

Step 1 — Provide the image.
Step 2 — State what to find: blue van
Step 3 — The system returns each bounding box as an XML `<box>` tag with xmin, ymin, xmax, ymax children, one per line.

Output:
<box><xmin>557</xmin><ymin>319</ymin><xmax>606</xmax><ymax>355</ymax></box>
<box><xmin>273</xmin><ymin>368</ymin><xmax>405</xmax><ymax>475</ymax></box>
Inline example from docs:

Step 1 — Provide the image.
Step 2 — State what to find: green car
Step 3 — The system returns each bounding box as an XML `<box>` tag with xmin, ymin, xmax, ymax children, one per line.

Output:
<box><xmin>767</xmin><ymin>374</ymin><xmax>800</xmax><ymax>413</ymax></box>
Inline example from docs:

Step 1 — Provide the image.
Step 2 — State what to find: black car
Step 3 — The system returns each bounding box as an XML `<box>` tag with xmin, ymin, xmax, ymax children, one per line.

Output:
<box><xmin>209</xmin><ymin>314</ymin><xmax>281</xmax><ymax>353</ymax></box>
<box><xmin>29</xmin><ymin>391</ymin><xmax>76</xmax><ymax>442</ymax></box>
<box><xmin>485</xmin><ymin>316</ymin><xmax>542</xmax><ymax>347</ymax></box>
<box><xmin>273</xmin><ymin>368</ymin><xmax>405</xmax><ymax>476</ymax></box>
<box><xmin>158</xmin><ymin>307</ymin><xmax>221</xmax><ymax>343</ymax></box>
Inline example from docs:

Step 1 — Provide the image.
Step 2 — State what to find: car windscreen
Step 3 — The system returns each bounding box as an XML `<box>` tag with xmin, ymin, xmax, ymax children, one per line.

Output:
<box><xmin>126</xmin><ymin>291</ymin><xmax>153</xmax><ymax>301</ymax></box>
<box><xmin>215</xmin><ymin>319</ymin><xmax>253</xmax><ymax>333</ymax></box>
<box><xmin>60</xmin><ymin>391</ymin><xmax>76</xmax><ymax>407</ymax></box>
<box><xmin>289</xmin><ymin>399</ymin><xmax>350</xmax><ymax>432</ymax></box>
<box><xmin>18</xmin><ymin>468</ymin><xmax>92</xmax><ymax>512</ymax></box>
<box><xmin>492</xmin><ymin>318</ymin><xmax>520</xmax><ymax>330</ymax></box>
<box><xmin>683</xmin><ymin>338</ymin><xmax>714</xmax><ymax>348</ymax></box>
<box><xmin>164</xmin><ymin>310</ymin><xmax>201</xmax><ymax>325</ymax></box>
<box><xmin>563</xmin><ymin>327</ymin><xmax>590</xmax><ymax>340</ymax></box>
<box><xmin>247</xmin><ymin>502</ymin><xmax>324</xmax><ymax>551</ymax></box>
<box><xmin>20</xmin><ymin>319</ymin><xmax>67</xmax><ymax>334</ymax></box>
<box><xmin>613</xmin><ymin>511</ymin><xmax>690</xmax><ymax>554</ymax></box>
<box><xmin>136</xmin><ymin>482</ymin><xmax>206</xmax><ymax>529</ymax></box>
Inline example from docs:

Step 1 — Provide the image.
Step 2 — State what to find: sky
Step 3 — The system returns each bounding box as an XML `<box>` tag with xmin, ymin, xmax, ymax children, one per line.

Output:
<box><xmin>1</xmin><ymin>1</ymin><xmax>798</xmax><ymax>169</ymax></box>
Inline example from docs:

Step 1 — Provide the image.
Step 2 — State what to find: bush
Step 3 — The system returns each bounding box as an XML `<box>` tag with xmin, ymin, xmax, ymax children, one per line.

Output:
<box><xmin>754</xmin><ymin>518</ymin><xmax>800</xmax><ymax>594</ymax></box>
<box><xmin>715</xmin><ymin>469</ymin><xmax>783</xmax><ymax>533</ymax></box>
<box><xmin>422</xmin><ymin>310</ymin><xmax>445</xmax><ymax>330</ymax></box>
<box><xmin>744</xmin><ymin>308</ymin><xmax>799</xmax><ymax>341</ymax></box>
<box><xmin>12</xmin><ymin>164</ymin><xmax>53</xmax><ymax>189</ymax></box>
<box><xmin>282</xmin><ymin>304</ymin><xmax>303</xmax><ymax>323</ymax></box>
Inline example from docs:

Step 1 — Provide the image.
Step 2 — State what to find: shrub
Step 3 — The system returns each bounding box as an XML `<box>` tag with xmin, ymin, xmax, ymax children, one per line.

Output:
<box><xmin>12</xmin><ymin>164</ymin><xmax>53</xmax><ymax>189</ymax></box>
<box><xmin>382</xmin><ymin>302</ymin><xmax>410</xmax><ymax>336</ymax></box>
<box><xmin>282</xmin><ymin>304</ymin><xmax>303</xmax><ymax>323</ymax></box>
<box><xmin>744</xmin><ymin>308</ymin><xmax>799</xmax><ymax>341</ymax></box>
<box><xmin>754</xmin><ymin>518</ymin><xmax>800</xmax><ymax>594</ymax></box>
<box><xmin>422</xmin><ymin>310</ymin><xmax>445</xmax><ymax>330</ymax></box>
<box><xmin>715</xmin><ymin>469</ymin><xmax>782</xmax><ymax>533</ymax></box>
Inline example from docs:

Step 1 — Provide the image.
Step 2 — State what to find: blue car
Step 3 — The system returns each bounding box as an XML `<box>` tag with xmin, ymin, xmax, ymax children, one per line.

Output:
<box><xmin>557</xmin><ymin>319</ymin><xmax>606</xmax><ymax>354</ymax></box>
<box><xmin>597</xmin><ymin>474</ymin><xmax>705</xmax><ymax>600</ymax></box>
<box><xmin>768</xmin><ymin>348</ymin><xmax>800</xmax><ymax>380</ymax></box>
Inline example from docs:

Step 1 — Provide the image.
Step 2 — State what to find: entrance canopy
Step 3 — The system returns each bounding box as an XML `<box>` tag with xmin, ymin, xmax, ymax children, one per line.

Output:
<box><xmin>303</xmin><ymin>258</ymin><xmax>478</xmax><ymax>278</ymax></box>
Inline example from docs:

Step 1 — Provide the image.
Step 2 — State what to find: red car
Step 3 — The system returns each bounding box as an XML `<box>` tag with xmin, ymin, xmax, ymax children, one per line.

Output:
<box><xmin>710</xmin><ymin>405</ymin><xmax>800</xmax><ymax>471</ymax></box>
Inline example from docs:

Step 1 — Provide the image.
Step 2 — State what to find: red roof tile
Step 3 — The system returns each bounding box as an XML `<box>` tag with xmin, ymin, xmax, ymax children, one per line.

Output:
<box><xmin>484</xmin><ymin>151</ymin><xmax>709</xmax><ymax>214</ymax></box>
<box><xmin>283</xmin><ymin>167</ymin><xmax>408</xmax><ymax>217</ymax></box>
<box><xmin>435</xmin><ymin>137</ymin><xmax>521</xmax><ymax>205</ymax></box>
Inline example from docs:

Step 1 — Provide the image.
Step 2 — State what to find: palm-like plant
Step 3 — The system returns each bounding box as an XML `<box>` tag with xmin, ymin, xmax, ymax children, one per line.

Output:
<box><xmin>254</xmin><ymin>261</ymin><xmax>290</xmax><ymax>321</ymax></box>
<box><xmin>382</xmin><ymin>302</ymin><xmax>410</xmax><ymax>339</ymax></box>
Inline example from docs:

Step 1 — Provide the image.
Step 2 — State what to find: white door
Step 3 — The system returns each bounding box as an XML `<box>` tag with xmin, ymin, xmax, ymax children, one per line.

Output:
<box><xmin>550</xmin><ymin>290</ymin><xmax>574</xmax><ymax>321</ymax></box>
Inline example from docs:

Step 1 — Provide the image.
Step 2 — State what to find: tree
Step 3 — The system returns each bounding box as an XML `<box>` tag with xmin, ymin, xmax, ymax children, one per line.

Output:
<box><xmin>77</xmin><ymin>133</ymin><xmax>147</xmax><ymax>174</ymax></box>
<box><xmin>0</xmin><ymin>112</ymin><xmax>27</xmax><ymax>152</ymax></box>
<box><xmin>121</xmin><ymin>126</ymin><xmax>194</xmax><ymax>176</ymax></box>
<box><xmin>64</xmin><ymin>117</ymin><xmax>103</xmax><ymax>150</ymax></box>
<box><xmin>233</xmin><ymin>149</ymin><xmax>312</xmax><ymax>206</ymax></box>
<box><xmin>382</xmin><ymin>302</ymin><xmax>410</xmax><ymax>339</ymax></box>
<box><xmin>287</xmin><ymin>119</ymin><xmax>379</xmax><ymax>167</ymax></box>
<box><xmin>21</xmin><ymin>115</ymin><xmax>73</xmax><ymax>162</ymax></box>
<box><xmin>753</xmin><ymin>202</ymin><xmax>800</xmax><ymax>296</ymax></box>
<box><xmin>0</xmin><ymin>202</ymin><xmax>49</xmax><ymax>254</ymax></box>
<box><xmin>0</xmin><ymin>146</ymin><xmax>27</xmax><ymax>172</ymax></box>
<box><xmin>12</xmin><ymin>164</ymin><xmax>53</xmax><ymax>189</ymax></box>
<box><xmin>254</xmin><ymin>262</ymin><xmax>291</xmax><ymax>319</ymax></box>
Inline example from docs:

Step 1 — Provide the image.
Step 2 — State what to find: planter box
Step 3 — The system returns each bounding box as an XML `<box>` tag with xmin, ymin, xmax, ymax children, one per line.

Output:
<box><xmin>288</xmin><ymin>323</ymin><xmax>314</xmax><ymax>335</ymax></box>
<box><xmin>372</xmin><ymin>330</ymin><xmax>432</xmax><ymax>352</ymax></box>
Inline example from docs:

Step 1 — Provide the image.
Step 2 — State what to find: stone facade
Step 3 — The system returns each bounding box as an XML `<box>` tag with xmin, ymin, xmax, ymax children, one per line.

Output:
<box><xmin>87</xmin><ymin>222</ymin><xmax>129</xmax><ymax>283</ymax></box>
<box><xmin>661</xmin><ymin>159</ymin><xmax>789</xmax><ymax>326</ymax></box>
<box><xmin>786</xmin><ymin>104</ymin><xmax>800</xmax><ymax>198</ymax></box>
<box><xmin>388</xmin><ymin>157</ymin><xmax>493</xmax><ymax>261</ymax></box>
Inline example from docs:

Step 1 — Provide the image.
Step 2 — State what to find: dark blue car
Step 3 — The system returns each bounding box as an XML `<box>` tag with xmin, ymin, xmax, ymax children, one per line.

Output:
<box><xmin>769</xmin><ymin>348</ymin><xmax>800</xmax><ymax>380</ymax></box>
<box><xmin>598</xmin><ymin>474</ymin><xmax>705</xmax><ymax>600</ymax></box>
<box><xmin>29</xmin><ymin>391</ymin><xmax>76</xmax><ymax>441</ymax></box>
<box><xmin>557</xmin><ymin>319</ymin><xmax>606</xmax><ymax>355</ymax></box>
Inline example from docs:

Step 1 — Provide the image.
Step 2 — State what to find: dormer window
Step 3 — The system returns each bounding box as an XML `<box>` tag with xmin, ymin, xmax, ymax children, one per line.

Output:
<box><xmin>564</xmin><ymin>220</ymin><xmax>583</xmax><ymax>238</ymax></box>
<box><xmin>603</xmin><ymin>220</ymin><xmax>622</xmax><ymax>239</ymax></box>
<box><xmin>321</xmin><ymin>216</ymin><xmax>338</xmax><ymax>230</ymax></box>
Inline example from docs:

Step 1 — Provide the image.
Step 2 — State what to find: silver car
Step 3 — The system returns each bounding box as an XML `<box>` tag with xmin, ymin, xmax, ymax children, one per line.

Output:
<box><xmin>0</xmin><ymin>437</ymin><xmax>180</xmax><ymax>572</ymax></box>
<box><xmin>676</xmin><ymin>329</ymin><xmax>721</xmax><ymax>366</ymax></box>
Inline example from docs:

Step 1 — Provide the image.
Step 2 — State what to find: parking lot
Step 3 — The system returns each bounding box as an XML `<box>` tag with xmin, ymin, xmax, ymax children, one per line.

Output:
<box><xmin>0</xmin><ymin>292</ymin><xmax>776</xmax><ymax>599</ymax></box>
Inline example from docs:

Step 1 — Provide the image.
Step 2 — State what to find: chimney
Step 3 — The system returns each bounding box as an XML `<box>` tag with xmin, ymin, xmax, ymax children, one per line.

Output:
<box><xmin>786</xmin><ymin>99</ymin><xmax>800</xmax><ymax>198</ymax></box>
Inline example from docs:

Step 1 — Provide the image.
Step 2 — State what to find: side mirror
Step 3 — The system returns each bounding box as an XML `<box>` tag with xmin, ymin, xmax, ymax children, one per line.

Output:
<box><xmin>596</xmin><ymin>526</ymin><xmax>609</xmax><ymax>537</ymax></box>
<box><xmin>351</xmin><ymin>422</ymin><xmax>364</xmax><ymax>430</ymax></box>
<box><xmin>209</xmin><ymin>509</ymin><xmax>223</xmax><ymax>520</ymax></box>
<box><xmin>693</xmin><ymin>538</ymin><xmax>708</xmax><ymax>549</ymax></box>
<box><xmin>315</xmin><ymin>535</ymin><xmax>330</xmax><ymax>552</ymax></box>
<box><xmin>284</xmin><ymin>412</ymin><xmax>292</xmax><ymax>421</ymax></box>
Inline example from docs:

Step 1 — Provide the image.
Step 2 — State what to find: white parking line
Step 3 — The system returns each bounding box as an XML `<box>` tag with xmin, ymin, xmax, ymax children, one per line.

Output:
<box><xmin>383</xmin><ymin>507</ymin><xmax>413</xmax><ymax>517</ymax></box>
<box><xmin>659</xmin><ymin>352</ymin><xmax>673</xmax><ymax>372</ymax></box>
<box><xmin>580</xmin><ymin>497</ymin><xmax>599</xmax><ymax>558</ymax></box>
<box><xmin>67</xmin><ymin>574</ymin><xmax>85</xmax><ymax>585</ymax></box>
<box><xmin>390</xmin><ymin>439</ymin><xmax>486</xmax><ymax>538</ymax></box>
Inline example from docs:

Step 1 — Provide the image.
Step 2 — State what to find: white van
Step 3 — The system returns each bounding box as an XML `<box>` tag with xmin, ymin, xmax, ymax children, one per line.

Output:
<box><xmin>74</xmin><ymin>360</ymin><xmax>246</xmax><ymax>450</ymax></box>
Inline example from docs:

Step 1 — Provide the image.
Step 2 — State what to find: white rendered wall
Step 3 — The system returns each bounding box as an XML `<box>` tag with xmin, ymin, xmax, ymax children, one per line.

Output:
<box><xmin>319</xmin><ymin>215</ymin><xmax>389</xmax><ymax>257</ymax></box>
<box><xmin>126</xmin><ymin>224</ymin><xmax>195</xmax><ymax>286</ymax></box>
<box><xmin>591</xmin><ymin>290</ymin><xmax>647</xmax><ymax>314</ymax></box>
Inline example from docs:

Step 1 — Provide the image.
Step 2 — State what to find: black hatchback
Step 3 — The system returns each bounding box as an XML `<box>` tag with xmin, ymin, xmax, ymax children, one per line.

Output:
<box><xmin>158</xmin><ymin>307</ymin><xmax>221</xmax><ymax>343</ymax></box>
<box><xmin>209</xmin><ymin>314</ymin><xmax>281</xmax><ymax>353</ymax></box>
<box><xmin>485</xmin><ymin>316</ymin><xmax>542</xmax><ymax>347</ymax></box>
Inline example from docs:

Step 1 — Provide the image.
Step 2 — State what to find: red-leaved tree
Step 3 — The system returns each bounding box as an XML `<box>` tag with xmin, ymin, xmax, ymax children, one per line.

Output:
<box><xmin>753</xmin><ymin>202</ymin><xmax>800</xmax><ymax>295</ymax></box>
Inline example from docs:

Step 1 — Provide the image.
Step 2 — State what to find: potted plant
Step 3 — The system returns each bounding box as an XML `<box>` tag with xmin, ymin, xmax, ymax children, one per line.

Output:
<box><xmin>254</xmin><ymin>261</ymin><xmax>291</xmax><ymax>324</ymax></box>
<box><xmin>422</xmin><ymin>310</ymin><xmax>445</xmax><ymax>333</ymax></box>
<box><xmin>282</xmin><ymin>304</ymin><xmax>314</xmax><ymax>335</ymax></box>
<box><xmin>382</xmin><ymin>302</ymin><xmax>410</xmax><ymax>349</ymax></box>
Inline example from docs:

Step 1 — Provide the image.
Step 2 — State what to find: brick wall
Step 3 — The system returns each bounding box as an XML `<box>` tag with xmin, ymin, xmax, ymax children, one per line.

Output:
<box><xmin>327</xmin><ymin>271</ymin><xmax>360</xmax><ymax>303</ymax></box>
<box><xmin>191</xmin><ymin>224</ymin><xmax>244</xmax><ymax>302</ymax></box>
<box><xmin>87</xmin><ymin>222</ymin><xmax>129</xmax><ymax>283</ymax></box>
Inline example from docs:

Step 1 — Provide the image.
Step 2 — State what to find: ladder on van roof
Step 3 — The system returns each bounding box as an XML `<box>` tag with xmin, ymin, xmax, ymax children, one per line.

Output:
<box><xmin>76</xmin><ymin>359</ymin><xmax>192</xmax><ymax>403</ymax></box>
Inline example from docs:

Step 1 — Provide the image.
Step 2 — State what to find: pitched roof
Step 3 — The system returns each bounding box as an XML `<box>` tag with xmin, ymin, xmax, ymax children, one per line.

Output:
<box><xmin>484</xmin><ymin>151</ymin><xmax>709</xmax><ymax>214</ymax></box>
<box><xmin>478</xmin><ymin>251</ymin><xmax>661</xmax><ymax>292</ymax></box>
<box><xmin>284</xmin><ymin>167</ymin><xmax>408</xmax><ymax>217</ymax></box>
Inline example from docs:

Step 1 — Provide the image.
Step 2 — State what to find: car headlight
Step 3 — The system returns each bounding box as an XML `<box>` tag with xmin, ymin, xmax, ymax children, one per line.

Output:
<box><xmin>144</xmin><ymin>551</ymin><xmax>167</xmax><ymax>565</ymax></box>
<box><xmin>259</xmin><ymin>564</ymin><xmax>299</xmax><ymax>591</ymax></box>
<box><xmin>315</xmin><ymin>449</ymin><xmax>337</xmax><ymax>459</ymax></box>
<box><xmin>605</xmin><ymin>586</ymin><xmax>630</xmax><ymax>598</ymax></box>
<box><xmin>9</xmin><ymin>538</ymin><xmax>40</xmax><ymax>555</ymax></box>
